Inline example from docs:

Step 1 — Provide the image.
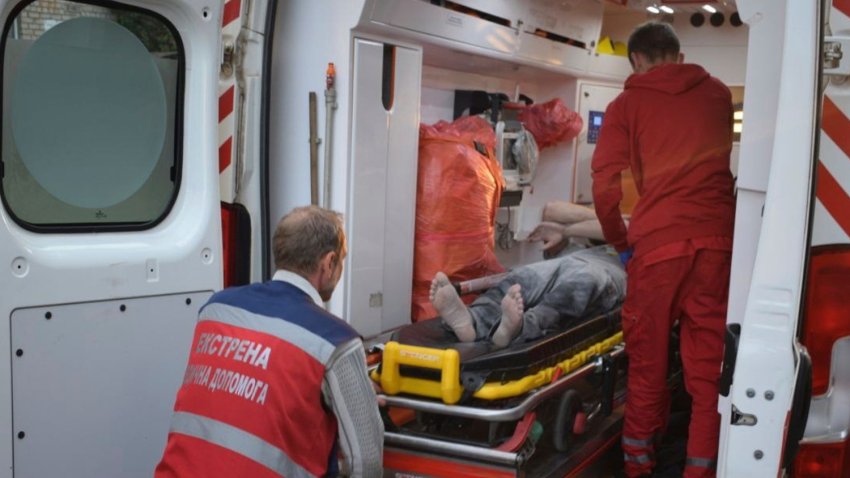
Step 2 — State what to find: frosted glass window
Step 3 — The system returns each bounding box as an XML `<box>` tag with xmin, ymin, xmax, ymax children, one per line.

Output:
<box><xmin>1</xmin><ymin>0</ymin><xmax>183</xmax><ymax>231</ymax></box>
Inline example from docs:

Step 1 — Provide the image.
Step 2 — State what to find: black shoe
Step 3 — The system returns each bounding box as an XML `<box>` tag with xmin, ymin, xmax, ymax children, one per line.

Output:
<box><xmin>651</xmin><ymin>463</ymin><xmax>684</xmax><ymax>478</ymax></box>
<box><xmin>612</xmin><ymin>471</ymin><xmax>652</xmax><ymax>478</ymax></box>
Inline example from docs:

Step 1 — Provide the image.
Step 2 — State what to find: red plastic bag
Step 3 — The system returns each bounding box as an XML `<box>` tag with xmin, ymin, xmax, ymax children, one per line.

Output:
<box><xmin>411</xmin><ymin>116</ymin><xmax>505</xmax><ymax>322</ymax></box>
<box><xmin>517</xmin><ymin>98</ymin><xmax>583</xmax><ymax>150</ymax></box>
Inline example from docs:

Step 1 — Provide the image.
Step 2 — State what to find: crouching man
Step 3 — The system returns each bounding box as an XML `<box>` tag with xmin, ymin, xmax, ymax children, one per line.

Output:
<box><xmin>156</xmin><ymin>206</ymin><xmax>383</xmax><ymax>478</ymax></box>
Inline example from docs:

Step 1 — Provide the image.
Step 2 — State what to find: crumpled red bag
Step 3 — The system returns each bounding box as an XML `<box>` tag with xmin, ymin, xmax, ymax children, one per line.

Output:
<box><xmin>517</xmin><ymin>98</ymin><xmax>583</xmax><ymax>150</ymax></box>
<box><xmin>412</xmin><ymin>116</ymin><xmax>505</xmax><ymax>322</ymax></box>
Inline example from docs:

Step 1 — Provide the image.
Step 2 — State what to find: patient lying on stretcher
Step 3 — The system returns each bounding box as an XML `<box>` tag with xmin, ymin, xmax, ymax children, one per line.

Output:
<box><xmin>430</xmin><ymin>202</ymin><xmax>627</xmax><ymax>348</ymax></box>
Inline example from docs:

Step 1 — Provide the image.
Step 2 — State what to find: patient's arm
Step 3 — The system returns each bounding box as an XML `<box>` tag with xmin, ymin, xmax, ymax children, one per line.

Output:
<box><xmin>562</xmin><ymin>219</ymin><xmax>606</xmax><ymax>241</ymax></box>
<box><xmin>541</xmin><ymin>201</ymin><xmax>597</xmax><ymax>224</ymax></box>
<box><xmin>528</xmin><ymin>221</ymin><xmax>571</xmax><ymax>256</ymax></box>
<box><xmin>534</xmin><ymin>201</ymin><xmax>629</xmax><ymax>252</ymax></box>
<box><xmin>529</xmin><ymin>219</ymin><xmax>606</xmax><ymax>255</ymax></box>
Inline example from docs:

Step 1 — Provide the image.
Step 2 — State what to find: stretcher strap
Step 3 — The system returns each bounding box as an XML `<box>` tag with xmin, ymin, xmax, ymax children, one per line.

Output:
<box><xmin>371</xmin><ymin>332</ymin><xmax>623</xmax><ymax>404</ymax></box>
<box><xmin>473</xmin><ymin>332</ymin><xmax>623</xmax><ymax>400</ymax></box>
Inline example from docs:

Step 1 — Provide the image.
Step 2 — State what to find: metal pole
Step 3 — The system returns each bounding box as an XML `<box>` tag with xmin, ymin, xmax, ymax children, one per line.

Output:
<box><xmin>309</xmin><ymin>92</ymin><xmax>319</xmax><ymax>205</ymax></box>
<box><xmin>384</xmin><ymin>432</ymin><xmax>520</xmax><ymax>466</ymax></box>
<box><xmin>323</xmin><ymin>63</ymin><xmax>337</xmax><ymax>208</ymax></box>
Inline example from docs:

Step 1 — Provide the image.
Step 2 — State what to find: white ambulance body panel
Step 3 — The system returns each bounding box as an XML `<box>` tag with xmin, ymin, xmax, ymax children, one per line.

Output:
<box><xmin>0</xmin><ymin>0</ymin><xmax>223</xmax><ymax>475</ymax></box>
<box><xmin>572</xmin><ymin>82</ymin><xmax>621</xmax><ymax>205</ymax></box>
<box><xmin>11</xmin><ymin>293</ymin><xmax>209</xmax><ymax>478</ymax></box>
<box><xmin>346</xmin><ymin>37</ymin><xmax>421</xmax><ymax>335</ymax></box>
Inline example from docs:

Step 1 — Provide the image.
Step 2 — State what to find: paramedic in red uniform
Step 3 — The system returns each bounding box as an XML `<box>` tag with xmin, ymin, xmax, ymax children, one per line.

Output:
<box><xmin>155</xmin><ymin>206</ymin><xmax>383</xmax><ymax>477</ymax></box>
<box><xmin>591</xmin><ymin>22</ymin><xmax>735</xmax><ymax>478</ymax></box>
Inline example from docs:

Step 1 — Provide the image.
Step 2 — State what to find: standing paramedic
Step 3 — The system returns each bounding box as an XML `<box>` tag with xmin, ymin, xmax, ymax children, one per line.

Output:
<box><xmin>155</xmin><ymin>206</ymin><xmax>384</xmax><ymax>477</ymax></box>
<box><xmin>591</xmin><ymin>22</ymin><xmax>735</xmax><ymax>478</ymax></box>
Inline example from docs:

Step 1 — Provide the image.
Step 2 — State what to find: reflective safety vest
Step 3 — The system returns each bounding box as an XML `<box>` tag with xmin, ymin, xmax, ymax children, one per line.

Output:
<box><xmin>155</xmin><ymin>280</ymin><xmax>359</xmax><ymax>478</ymax></box>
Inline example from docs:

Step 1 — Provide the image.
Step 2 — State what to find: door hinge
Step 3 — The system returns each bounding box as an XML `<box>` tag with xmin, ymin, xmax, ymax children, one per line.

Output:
<box><xmin>221</xmin><ymin>41</ymin><xmax>236</xmax><ymax>78</ymax></box>
<box><xmin>824</xmin><ymin>36</ymin><xmax>850</xmax><ymax>76</ymax></box>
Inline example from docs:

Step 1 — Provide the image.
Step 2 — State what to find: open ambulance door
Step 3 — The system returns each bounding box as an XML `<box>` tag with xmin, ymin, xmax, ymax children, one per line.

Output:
<box><xmin>717</xmin><ymin>0</ymin><xmax>823</xmax><ymax>475</ymax></box>
<box><xmin>0</xmin><ymin>0</ymin><xmax>274</xmax><ymax>476</ymax></box>
<box><xmin>218</xmin><ymin>0</ymin><xmax>275</xmax><ymax>286</ymax></box>
<box><xmin>788</xmin><ymin>0</ymin><xmax>850</xmax><ymax>475</ymax></box>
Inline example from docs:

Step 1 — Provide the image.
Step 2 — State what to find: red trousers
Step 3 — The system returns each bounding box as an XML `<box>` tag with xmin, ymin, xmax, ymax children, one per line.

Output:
<box><xmin>621</xmin><ymin>237</ymin><xmax>731</xmax><ymax>478</ymax></box>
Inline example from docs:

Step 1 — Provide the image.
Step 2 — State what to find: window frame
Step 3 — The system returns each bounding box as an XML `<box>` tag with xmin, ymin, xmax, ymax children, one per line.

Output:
<box><xmin>0</xmin><ymin>0</ymin><xmax>186</xmax><ymax>233</ymax></box>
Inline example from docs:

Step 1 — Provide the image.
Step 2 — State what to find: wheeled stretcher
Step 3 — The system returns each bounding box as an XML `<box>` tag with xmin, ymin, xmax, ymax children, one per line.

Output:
<box><xmin>373</xmin><ymin>310</ymin><xmax>622</xmax><ymax>404</ymax></box>
<box><xmin>372</xmin><ymin>309</ymin><xmax>628</xmax><ymax>477</ymax></box>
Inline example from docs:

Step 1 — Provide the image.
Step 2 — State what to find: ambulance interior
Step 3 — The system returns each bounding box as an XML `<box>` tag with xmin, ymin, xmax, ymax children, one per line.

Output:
<box><xmin>273</xmin><ymin>0</ymin><xmax>749</xmax><ymax>473</ymax></box>
<box><xmin>323</xmin><ymin>0</ymin><xmax>748</xmax><ymax>336</ymax></box>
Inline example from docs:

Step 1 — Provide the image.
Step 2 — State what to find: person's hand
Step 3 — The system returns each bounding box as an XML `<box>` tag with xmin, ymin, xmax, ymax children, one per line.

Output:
<box><xmin>528</xmin><ymin>222</ymin><xmax>568</xmax><ymax>256</ymax></box>
<box><xmin>371</xmin><ymin>380</ymin><xmax>386</xmax><ymax>407</ymax></box>
<box><xmin>618</xmin><ymin>248</ymin><xmax>633</xmax><ymax>267</ymax></box>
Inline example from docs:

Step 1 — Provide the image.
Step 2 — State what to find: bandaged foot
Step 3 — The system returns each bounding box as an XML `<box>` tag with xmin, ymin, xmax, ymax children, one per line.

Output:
<box><xmin>431</xmin><ymin>272</ymin><xmax>475</xmax><ymax>342</ymax></box>
<box><xmin>492</xmin><ymin>284</ymin><xmax>524</xmax><ymax>348</ymax></box>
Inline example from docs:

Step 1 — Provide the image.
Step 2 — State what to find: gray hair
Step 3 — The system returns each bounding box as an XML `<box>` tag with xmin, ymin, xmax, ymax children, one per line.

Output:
<box><xmin>273</xmin><ymin>205</ymin><xmax>345</xmax><ymax>275</ymax></box>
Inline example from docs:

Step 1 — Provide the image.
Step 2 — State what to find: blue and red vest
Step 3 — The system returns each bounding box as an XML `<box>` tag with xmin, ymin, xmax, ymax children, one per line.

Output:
<box><xmin>155</xmin><ymin>280</ymin><xmax>359</xmax><ymax>478</ymax></box>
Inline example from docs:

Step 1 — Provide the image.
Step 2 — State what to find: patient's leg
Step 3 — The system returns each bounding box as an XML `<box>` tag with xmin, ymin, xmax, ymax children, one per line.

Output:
<box><xmin>520</xmin><ymin>247</ymin><xmax>626</xmax><ymax>339</ymax></box>
<box><xmin>430</xmin><ymin>272</ymin><xmax>475</xmax><ymax>342</ymax></box>
<box><xmin>492</xmin><ymin>284</ymin><xmax>524</xmax><ymax>348</ymax></box>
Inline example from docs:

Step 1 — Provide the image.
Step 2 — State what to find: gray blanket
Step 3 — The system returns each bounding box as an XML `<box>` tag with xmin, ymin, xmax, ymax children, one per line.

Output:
<box><xmin>468</xmin><ymin>245</ymin><xmax>626</xmax><ymax>343</ymax></box>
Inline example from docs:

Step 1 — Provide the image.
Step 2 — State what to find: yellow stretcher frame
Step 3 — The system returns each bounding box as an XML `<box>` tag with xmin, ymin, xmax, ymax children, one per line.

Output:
<box><xmin>371</xmin><ymin>331</ymin><xmax>623</xmax><ymax>404</ymax></box>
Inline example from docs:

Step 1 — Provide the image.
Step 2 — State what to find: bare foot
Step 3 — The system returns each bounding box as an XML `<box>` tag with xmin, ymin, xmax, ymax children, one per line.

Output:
<box><xmin>431</xmin><ymin>272</ymin><xmax>475</xmax><ymax>342</ymax></box>
<box><xmin>492</xmin><ymin>284</ymin><xmax>524</xmax><ymax>348</ymax></box>
<box><xmin>429</xmin><ymin>272</ymin><xmax>451</xmax><ymax>302</ymax></box>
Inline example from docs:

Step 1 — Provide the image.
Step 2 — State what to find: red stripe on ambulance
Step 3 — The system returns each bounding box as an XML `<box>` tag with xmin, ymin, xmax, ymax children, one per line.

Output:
<box><xmin>819</xmin><ymin>95</ymin><xmax>850</xmax><ymax>236</ymax></box>
<box><xmin>222</xmin><ymin>0</ymin><xmax>241</xmax><ymax>28</ymax></box>
<box><xmin>823</xmin><ymin>96</ymin><xmax>850</xmax><ymax>160</ymax></box>
<box><xmin>219</xmin><ymin>137</ymin><xmax>233</xmax><ymax>173</ymax></box>
<box><xmin>835</xmin><ymin>0</ymin><xmax>850</xmax><ymax>18</ymax></box>
<box><xmin>219</xmin><ymin>85</ymin><xmax>235</xmax><ymax>123</ymax></box>
<box><xmin>218</xmin><ymin>0</ymin><xmax>241</xmax><ymax>201</ymax></box>
<box><xmin>816</xmin><ymin>161</ymin><xmax>850</xmax><ymax>237</ymax></box>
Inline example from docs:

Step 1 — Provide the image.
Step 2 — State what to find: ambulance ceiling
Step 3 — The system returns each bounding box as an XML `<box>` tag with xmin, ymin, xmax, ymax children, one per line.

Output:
<box><xmin>606</xmin><ymin>0</ymin><xmax>738</xmax><ymax>15</ymax></box>
<box><xmin>421</xmin><ymin>43</ymin><xmax>570</xmax><ymax>82</ymax></box>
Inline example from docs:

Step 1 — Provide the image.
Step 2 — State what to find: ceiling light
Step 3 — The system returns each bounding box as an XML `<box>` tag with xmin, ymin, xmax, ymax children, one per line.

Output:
<box><xmin>702</xmin><ymin>4</ymin><xmax>717</xmax><ymax>13</ymax></box>
<box><xmin>659</xmin><ymin>5</ymin><xmax>674</xmax><ymax>14</ymax></box>
<box><xmin>647</xmin><ymin>5</ymin><xmax>660</xmax><ymax>13</ymax></box>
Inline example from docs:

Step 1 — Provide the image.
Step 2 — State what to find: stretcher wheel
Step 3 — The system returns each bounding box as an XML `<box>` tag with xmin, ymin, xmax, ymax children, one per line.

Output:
<box><xmin>553</xmin><ymin>389</ymin><xmax>581</xmax><ymax>452</ymax></box>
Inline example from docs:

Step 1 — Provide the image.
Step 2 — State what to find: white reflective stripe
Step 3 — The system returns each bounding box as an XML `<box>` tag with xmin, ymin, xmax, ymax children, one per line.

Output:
<box><xmin>200</xmin><ymin>302</ymin><xmax>336</xmax><ymax>364</ymax></box>
<box><xmin>170</xmin><ymin>411</ymin><xmax>316</xmax><ymax>478</ymax></box>
<box><xmin>622</xmin><ymin>435</ymin><xmax>654</xmax><ymax>448</ymax></box>
<box><xmin>623</xmin><ymin>453</ymin><xmax>652</xmax><ymax>464</ymax></box>
<box><xmin>686</xmin><ymin>457</ymin><xmax>717</xmax><ymax>469</ymax></box>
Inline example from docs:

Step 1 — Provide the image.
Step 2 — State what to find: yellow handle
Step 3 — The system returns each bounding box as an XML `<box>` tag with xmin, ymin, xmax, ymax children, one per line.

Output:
<box><xmin>379</xmin><ymin>341</ymin><xmax>464</xmax><ymax>404</ymax></box>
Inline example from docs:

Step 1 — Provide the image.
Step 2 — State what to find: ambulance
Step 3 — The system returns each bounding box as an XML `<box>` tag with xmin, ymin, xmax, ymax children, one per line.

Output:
<box><xmin>0</xmin><ymin>0</ymin><xmax>843</xmax><ymax>476</ymax></box>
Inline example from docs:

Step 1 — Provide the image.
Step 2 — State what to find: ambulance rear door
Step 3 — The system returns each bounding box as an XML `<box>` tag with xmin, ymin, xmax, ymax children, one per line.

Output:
<box><xmin>717</xmin><ymin>0</ymin><xmax>821</xmax><ymax>474</ymax></box>
<box><xmin>0</xmin><ymin>0</ymin><xmax>227</xmax><ymax>476</ymax></box>
<box><xmin>787</xmin><ymin>0</ymin><xmax>850</xmax><ymax>474</ymax></box>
